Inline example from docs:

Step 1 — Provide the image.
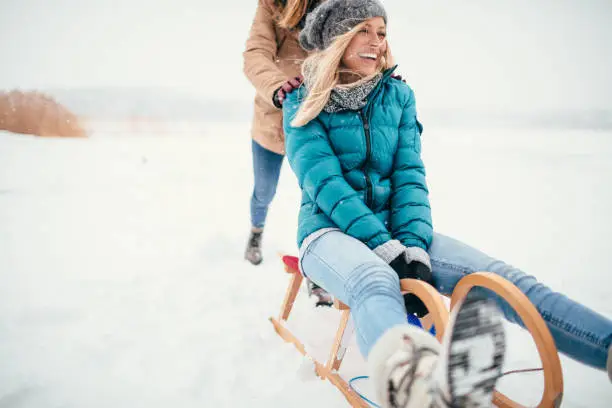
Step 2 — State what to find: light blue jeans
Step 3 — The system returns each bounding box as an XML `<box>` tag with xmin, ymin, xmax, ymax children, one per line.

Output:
<box><xmin>300</xmin><ymin>230</ymin><xmax>612</xmax><ymax>370</ymax></box>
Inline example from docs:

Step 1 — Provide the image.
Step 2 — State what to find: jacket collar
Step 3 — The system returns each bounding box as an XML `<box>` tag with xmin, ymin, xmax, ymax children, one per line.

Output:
<box><xmin>382</xmin><ymin>65</ymin><xmax>399</xmax><ymax>81</ymax></box>
<box><xmin>362</xmin><ymin>65</ymin><xmax>399</xmax><ymax>110</ymax></box>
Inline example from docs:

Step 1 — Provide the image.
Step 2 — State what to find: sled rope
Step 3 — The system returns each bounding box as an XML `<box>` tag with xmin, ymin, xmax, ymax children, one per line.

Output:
<box><xmin>501</xmin><ymin>367</ymin><xmax>544</xmax><ymax>377</ymax></box>
<box><xmin>348</xmin><ymin>376</ymin><xmax>380</xmax><ymax>408</ymax></box>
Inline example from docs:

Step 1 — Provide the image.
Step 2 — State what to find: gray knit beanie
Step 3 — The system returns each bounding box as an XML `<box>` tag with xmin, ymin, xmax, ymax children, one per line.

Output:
<box><xmin>299</xmin><ymin>0</ymin><xmax>388</xmax><ymax>51</ymax></box>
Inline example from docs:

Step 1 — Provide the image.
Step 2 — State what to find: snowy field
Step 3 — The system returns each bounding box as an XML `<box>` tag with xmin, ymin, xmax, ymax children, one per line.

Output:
<box><xmin>1</xmin><ymin>124</ymin><xmax>611</xmax><ymax>407</ymax></box>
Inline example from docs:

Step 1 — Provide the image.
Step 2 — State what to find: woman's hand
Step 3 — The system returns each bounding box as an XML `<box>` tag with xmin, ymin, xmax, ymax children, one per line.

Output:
<box><xmin>372</xmin><ymin>240</ymin><xmax>434</xmax><ymax>316</ymax></box>
<box><xmin>272</xmin><ymin>75</ymin><xmax>304</xmax><ymax>108</ymax></box>
<box><xmin>391</xmin><ymin>73</ymin><xmax>406</xmax><ymax>83</ymax></box>
<box><xmin>389</xmin><ymin>250</ymin><xmax>433</xmax><ymax>317</ymax></box>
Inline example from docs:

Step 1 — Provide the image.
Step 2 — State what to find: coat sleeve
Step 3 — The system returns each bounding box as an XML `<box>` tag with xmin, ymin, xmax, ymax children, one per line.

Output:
<box><xmin>390</xmin><ymin>88</ymin><xmax>433</xmax><ymax>250</ymax></box>
<box><xmin>283</xmin><ymin>92</ymin><xmax>393</xmax><ymax>250</ymax></box>
<box><xmin>243</xmin><ymin>0</ymin><xmax>288</xmax><ymax>108</ymax></box>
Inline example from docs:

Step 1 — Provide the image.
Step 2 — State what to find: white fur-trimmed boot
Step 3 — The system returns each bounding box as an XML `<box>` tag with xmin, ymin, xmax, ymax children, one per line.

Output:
<box><xmin>368</xmin><ymin>292</ymin><xmax>506</xmax><ymax>408</ymax></box>
<box><xmin>368</xmin><ymin>325</ymin><xmax>441</xmax><ymax>408</ymax></box>
<box><xmin>307</xmin><ymin>279</ymin><xmax>334</xmax><ymax>307</ymax></box>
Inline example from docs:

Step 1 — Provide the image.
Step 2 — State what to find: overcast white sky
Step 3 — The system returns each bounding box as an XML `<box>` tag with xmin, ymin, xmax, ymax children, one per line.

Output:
<box><xmin>0</xmin><ymin>0</ymin><xmax>610</xmax><ymax>111</ymax></box>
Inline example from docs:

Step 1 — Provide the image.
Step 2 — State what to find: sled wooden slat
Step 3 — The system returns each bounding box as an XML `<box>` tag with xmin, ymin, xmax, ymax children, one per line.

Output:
<box><xmin>334</xmin><ymin>299</ymin><xmax>350</xmax><ymax>310</ymax></box>
<box><xmin>400</xmin><ymin>278</ymin><xmax>449</xmax><ymax>342</ymax></box>
<box><xmin>279</xmin><ymin>269</ymin><xmax>303</xmax><ymax>321</ymax></box>
<box><xmin>451</xmin><ymin>272</ymin><xmax>564</xmax><ymax>408</ymax></box>
<box><xmin>326</xmin><ymin>309</ymin><xmax>352</xmax><ymax>373</ymax></box>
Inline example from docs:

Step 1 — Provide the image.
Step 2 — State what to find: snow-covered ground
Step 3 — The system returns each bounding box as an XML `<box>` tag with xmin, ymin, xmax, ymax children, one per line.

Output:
<box><xmin>0</xmin><ymin>124</ymin><xmax>611</xmax><ymax>407</ymax></box>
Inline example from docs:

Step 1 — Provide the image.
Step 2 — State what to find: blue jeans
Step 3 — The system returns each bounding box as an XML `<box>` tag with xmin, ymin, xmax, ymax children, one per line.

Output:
<box><xmin>250</xmin><ymin>140</ymin><xmax>284</xmax><ymax>228</ymax></box>
<box><xmin>301</xmin><ymin>231</ymin><xmax>612</xmax><ymax>370</ymax></box>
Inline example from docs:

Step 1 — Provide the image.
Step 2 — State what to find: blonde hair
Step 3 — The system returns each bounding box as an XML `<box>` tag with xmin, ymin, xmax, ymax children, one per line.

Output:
<box><xmin>277</xmin><ymin>0</ymin><xmax>309</xmax><ymax>30</ymax></box>
<box><xmin>291</xmin><ymin>21</ymin><xmax>394</xmax><ymax>127</ymax></box>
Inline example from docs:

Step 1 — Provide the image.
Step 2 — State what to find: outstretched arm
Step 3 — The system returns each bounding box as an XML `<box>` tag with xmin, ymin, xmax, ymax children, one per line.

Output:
<box><xmin>243</xmin><ymin>0</ymin><xmax>287</xmax><ymax>108</ymax></box>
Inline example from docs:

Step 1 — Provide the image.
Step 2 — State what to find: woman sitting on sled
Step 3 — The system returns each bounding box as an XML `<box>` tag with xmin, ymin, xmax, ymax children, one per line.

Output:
<box><xmin>283</xmin><ymin>0</ymin><xmax>505</xmax><ymax>406</ymax></box>
<box><xmin>281</xmin><ymin>0</ymin><xmax>612</xmax><ymax>406</ymax></box>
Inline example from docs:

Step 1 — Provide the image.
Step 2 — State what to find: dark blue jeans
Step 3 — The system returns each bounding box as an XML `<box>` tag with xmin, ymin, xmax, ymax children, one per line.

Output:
<box><xmin>250</xmin><ymin>140</ymin><xmax>284</xmax><ymax>229</ymax></box>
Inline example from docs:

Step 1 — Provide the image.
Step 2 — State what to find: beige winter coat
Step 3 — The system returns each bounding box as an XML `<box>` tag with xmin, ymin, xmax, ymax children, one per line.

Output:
<box><xmin>243</xmin><ymin>0</ymin><xmax>309</xmax><ymax>155</ymax></box>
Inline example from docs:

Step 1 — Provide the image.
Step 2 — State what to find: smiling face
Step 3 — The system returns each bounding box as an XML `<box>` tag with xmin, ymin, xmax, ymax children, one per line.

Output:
<box><xmin>341</xmin><ymin>17</ymin><xmax>387</xmax><ymax>77</ymax></box>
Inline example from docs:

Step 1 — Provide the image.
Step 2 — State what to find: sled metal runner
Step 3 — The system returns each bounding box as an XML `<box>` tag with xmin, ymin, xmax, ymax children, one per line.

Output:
<box><xmin>270</xmin><ymin>255</ymin><xmax>564</xmax><ymax>408</ymax></box>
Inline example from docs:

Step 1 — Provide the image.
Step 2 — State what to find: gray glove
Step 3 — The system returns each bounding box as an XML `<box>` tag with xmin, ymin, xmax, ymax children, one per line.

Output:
<box><xmin>374</xmin><ymin>240</ymin><xmax>431</xmax><ymax>271</ymax></box>
<box><xmin>374</xmin><ymin>240</ymin><xmax>433</xmax><ymax>317</ymax></box>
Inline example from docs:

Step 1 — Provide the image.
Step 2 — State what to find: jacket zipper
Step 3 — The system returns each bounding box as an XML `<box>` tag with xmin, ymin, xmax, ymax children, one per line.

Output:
<box><xmin>359</xmin><ymin>110</ymin><xmax>373</xmax><ymax>208</ymax></box>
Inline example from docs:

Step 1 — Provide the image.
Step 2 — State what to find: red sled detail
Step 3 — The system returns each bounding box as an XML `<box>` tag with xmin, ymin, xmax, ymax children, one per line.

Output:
<box><xmin>282</xmin><ymin>255</ymin><xmax>300</xmax><ymax>274</ymax></box>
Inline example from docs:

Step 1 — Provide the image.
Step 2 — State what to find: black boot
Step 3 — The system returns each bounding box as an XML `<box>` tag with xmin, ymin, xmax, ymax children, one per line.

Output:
<box><xmin>245</xmin><ymin>228</ymin><xmax>263</xmax><ymax>265</ymax></box>
<box><xmin>307</xmin><ymin>279</ymin><xmax>333</xmax><ymax>307</ymax></box>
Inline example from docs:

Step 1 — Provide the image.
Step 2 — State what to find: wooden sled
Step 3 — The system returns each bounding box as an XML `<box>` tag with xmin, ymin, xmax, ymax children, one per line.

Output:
<box><xmin>270</xmin><ymin>255</ymin><xmax>563</xmax><ymax>408</ymax></box>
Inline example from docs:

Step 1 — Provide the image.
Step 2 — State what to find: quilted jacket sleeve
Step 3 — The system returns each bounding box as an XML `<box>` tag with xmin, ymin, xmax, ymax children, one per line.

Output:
<box><xmin>390</xmin><ymin>88</ymin><xmax>433</xmax><ymax>250</ymax></box>
<box><xmin>283</xmin><ymin>92</ymin><xmax>393</xmax><ymax>250</ymax></box>
<box><xmin>243</xmin><ymin>0</ymin><xmax>288</xmax><ymax>108</ymax></box>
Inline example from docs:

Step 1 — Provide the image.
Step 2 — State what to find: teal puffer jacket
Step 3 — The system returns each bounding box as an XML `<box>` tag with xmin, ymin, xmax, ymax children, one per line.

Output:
<box><xmin>283</xmin><ymin>68</ymin><xmax>432</xmax><ymax>252</ymax></box>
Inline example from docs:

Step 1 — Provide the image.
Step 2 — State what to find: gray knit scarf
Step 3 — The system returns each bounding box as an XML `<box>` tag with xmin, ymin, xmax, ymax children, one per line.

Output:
<box><xmin>323</xmin><ymin>73</ymin><xmax>382</xmax><ymax>113</ymax></box>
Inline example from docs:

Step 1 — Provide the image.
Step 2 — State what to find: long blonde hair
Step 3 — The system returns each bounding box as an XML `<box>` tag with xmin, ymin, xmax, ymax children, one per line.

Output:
<box><xmin>291</xmin><ymin>21</ymin><xmax>394</xmax><ymax>127</ymax></box>
<box><xmin>277</xmin><ymin>0</ymin><xmax>309</xmax><ymax>30</ymax></box>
